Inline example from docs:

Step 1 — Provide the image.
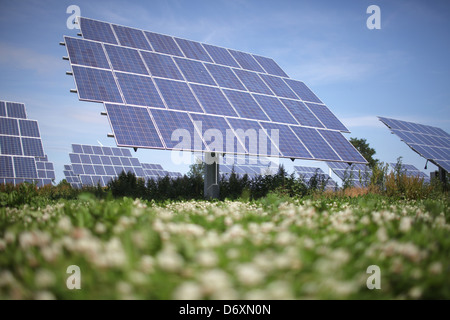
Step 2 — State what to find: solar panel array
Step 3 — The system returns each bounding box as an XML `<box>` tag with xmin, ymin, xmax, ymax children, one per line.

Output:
<box><xmin>63</xmin><ymin>165</ymin><xmax>82</xmax><ymax>189</ymax></box>
<box><xmin>65</xmin><ymin>144</ymin><xmax>183</xmax><ymax>187</ymax></box>
<box><xmin>63</xmin><ymin>17</ymin><xmax>367</xmax><ymax>164</ymax></box>
<box><xmin>67</xmin><ymin>143</ymin><xmax>146</xmax><ymax>187</ymax></box>
<box><xmin>294</xmin><ymin>166</ymin><xmax>337</xmax><ymax>190</ymax></box>
<box><xmin>379</xmin><ymin>117</ymin><xmax>450</xmax><ymax>173</ymax></box>
<box><xmin>0</xmin><ymin>100</ymin><xmax>55</xmax><ymax>186</ymax></box>
<box><xmin>389</xmin><ymin>163</ymin><xmax>430</xmax><ymax>183</ymax></box>
<box><xmin>327</xmin><ymin>162</ymin><xmax>372</xmax><ymax>188</ymax></box>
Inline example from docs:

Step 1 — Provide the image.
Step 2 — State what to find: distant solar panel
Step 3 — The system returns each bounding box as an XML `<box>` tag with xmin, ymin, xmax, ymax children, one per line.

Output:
<box><xmin>379</xmin><ymin>117</ymin><xmax>450</xmax><ymax>173</ymax></box>
<box><xmin>0</xmin><ymin>100</ymin><xmax>54</xmax><ymax>186</ymax></box>
<box><xmin>327</xmin><ymin>162</ymin><xmax>372</xmax><ymax>188</ymax></box>
<box><xmin>293</xmin><ymin>166</ymin><xmax>337</xmax><ymax>190</ymax></box>
<box><xmin>65</xmin><ymin>17</ymin><xmax>367</xmax><ymax>166</ymax></box>
<box><xmin>67</xmin><ymin>144</ymin><xmax>148</xmax><ymax>187</ymax></box>
<box><xmin>141</xmin><ymin>162</ymin><xmax>182</xmax><ymax>181</ymax></box>
<box><xmin>389</xmin><ymin>163</ymin><xmax>430</xmax><ymax>183</ymax></box>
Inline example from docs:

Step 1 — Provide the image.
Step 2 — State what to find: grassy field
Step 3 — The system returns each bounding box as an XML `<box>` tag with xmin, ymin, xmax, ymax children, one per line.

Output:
<box><xmin>1</xmin><ymin>191</ymin><xmax>449</xmax><ymax>300</ymax></box>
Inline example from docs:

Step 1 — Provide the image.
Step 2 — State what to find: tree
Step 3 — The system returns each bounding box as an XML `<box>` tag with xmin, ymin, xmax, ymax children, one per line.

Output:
<box><xmin>350</xmin><ymin>137</ymin><xmax>379</xmax><ymax>168</ymax></box>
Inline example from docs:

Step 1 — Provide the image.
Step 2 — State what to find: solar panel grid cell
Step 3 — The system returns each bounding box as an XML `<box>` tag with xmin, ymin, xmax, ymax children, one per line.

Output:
<box><xmin>6</xmin><ymin>102</ymin><xmax>27</xmax><ymax>119</ymax></box>
<box><xmin>202</xmin><ymin>44</ymin><xmax>240</xmax><ymax>68</ymax></box>
<box><xmin>80</xmin><ymin>18</ymin><xmax>117</xmax><ymax>44</ymax></box>
<box><xmin>175</xmin><ymin>38</ymin><xmax>213</xmax><ymax>63</ymax></box>
<box><xmin>116</xmin><ymin>72</ymin><xmax>165</xmax><ymax>108</ymax></box>
<box><xmin>228</xmin><ymin>50</ymin><xmax>265</xmax><ymax>73</ymax></box>
<box><xmin>105</xmin><ymin>45</ymin><xmax>149</xmax><ymax>75</ymax></box>
<box><xmin>144</xmin><ymin>32</ymin><xmax>184</xmax><ymax>57</ymax></box>
<box><xmin>252</xmin><ymin>94</ymin><xmax>297</xmax><ymax>125</ymax></box>
<box><xmin>233</xmin><ymin>69</ymin><xmax>273</xmax><ymax>95</ymax></box>
<box><xmin>0</xmin><ymin>118</ymin><xmax>19</xmax><ymax>135</ymax></box>
<box><xmin>112</xmin><ymin>24</ymin><xmax>152</xmax><ymax>51</ymax></box>
<box><xmin>65</xmin><ymin>37</ymin><xmax>110</xmax><ymax>69</ymax></box>
<box><xmin>204</xmin><ymin>64</ymin><xmax>246</xmax><ymax>91</ymax></box>
<box><xmin>190</xmin><ymin>84</ymin><xmax>237</xmax><ymax>117</ymax></box>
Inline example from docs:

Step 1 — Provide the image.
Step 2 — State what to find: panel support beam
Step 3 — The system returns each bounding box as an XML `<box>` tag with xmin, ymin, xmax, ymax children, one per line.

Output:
<box><xmin>204</xmin><ymin>152</ymin><xmax>220</xmax><ymax>199</ymax></box>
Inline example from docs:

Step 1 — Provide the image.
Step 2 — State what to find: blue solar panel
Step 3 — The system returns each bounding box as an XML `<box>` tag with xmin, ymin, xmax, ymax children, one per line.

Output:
<box><xmin>319</xmin><ymin>130</ymin><xmax>366</xmax><ymax>163</ymax></box>
<box><xmin>229</xmin><ymin>50</ymin><xmax>265</xmax><ymax>73</ymax></box>
<box><xmin>120</xmin><ymin>157</ymin><xmax>131</xmax><ymax>166</ymax></box>
<box><xmin>204</xmin><ymin>64</ymin><xmax>246</xmax><ymax>91</ymax></box>
<box><xmin>154</xmin><ymin>78</ymin><xmax>203</xmax><ymax>112</ymax></box>
<box><xmin>0</xmin><ymin>102</ymin><xmax>5</xmax><ymax>116</ymax></box>
<box><xmin>226</xmin><ymin>118</ymin><xmax>274</xmax><ymax>156</ymax></box>
<box><xmin>122</xmin><ymin>149</ymin><xmax>132</xmax><ymax>157</ymax></box>
<box><xmin>0</xmin><ymin>136</ymin><xmax>22</xmax><ymax>155</ymax></box>
<box><xmin>140</xmin><ymin>51</ymin><xmax>184</xmax><ymax>80</ymax></box>
<box><xmin>202</xmin><ymin>44</ymin><xmax>240</xmax><ymax>68</ymax></box>
<box><xmin>190</xmin><ymin>84</ymin><xmax>237</xmax><ymax>117</ymax></box>
<box><xmin>259</xmin><ymin>122</ymin><xmax>312</xmax><ymax>159</ymax></box>
<box><xmin>149</xmin><ymin>108</ymin><xmax>201</xmax><ymax>150</ymax></box>
<box><xmin>116</xmin><ymin>72</ymin><xmax>165</xmax><ymax>108</ymax></box>
<box><xmin>19</xmin><ymin>120</ymin><xmax>40</xmax><ymax>137</ymax></box>
<box><xmin>72</xmin><ymin>164</ymin><xmax>84</xmax><ymax>175</ymax></box>
<box><xmin>83</xmin><ymin>164</ymin><xmax>95</xmax><ymax>175</ymax></box>
<box><xmin>260</xmin><ymin>74</ymin><xmax>297</xmax><ymax>99</ymax></box>
<box><xmin>0</xmin><ymin>156</ymin><xmax>14</xmax><ymax>177</ymax></box>
<box><xmin>6</xmin><ymin>102</ymin><xmax>27</xmax><ymax>119</ymax></box>
<box><xmin>283</xmin><ymin>79</ymin><xmax>322</xmax><ymax>103</ymax></box>
<box><xmin>105</xmin><ymin>45</ymin><xmax>148</xmax><ymax>75</ymax></box>
<box><xmin>14</xmin><ymin>157</ymin><xmax>37</xmax><ymax>178</ymax></box>
<box><xmin>105</xmin><ymin>104</ymin><xmax>164</xmax><ymax>148</ymax></box>
<box><xmin>174</xmin><ymin>58</ymin><xmax>216</xmax><ymax>85</ymax></box>
<box><xmin>144</xmin><ymin>31</ymin><xmax>184</xmax><ymax>56</ymax></box>
<box><xmin>112</xmin><ymin>24</ymin><xmax>152</xmax><ymax>51</ymax></box>
<box><xmin>90</xmin><ymin>155</ymin><xmax>102</xmax><ymax>165</ymax></box>
<box><xmin>0</xmin><ymin>118</ymin><xmax>19</xmax><ymax>135</ymax></box>
<box><xmin>66</xmin><ymin>17</ymin><xmax>367</xmax><ymax>164</ymax></box>
<box><xmin>253</xmin><ymin>55</ymin><xmax>289</xmax><ymax>78</ymax></box>
<box><xmin>379</xmin><ymin>117</ymin><xmax>449</xmax><ymax>172</ymax></box>
<box><xmin>72</xmin><ymin>66</ymin><xmax>123</xmax><ymax>103</ymax></box>
<box><xmin>290</xmin><ymin>126</ymin><xmax>340</xmax><ymax>161</ymax></box>
<box><xmin>234</xmin><ymin>69</ymin><xmax>273</xmax><ymax>95</ymax></box>
<box><xmin>305</xmin><ymin>103</ymin><xmax>348</xmax><ymax>132</ymax></box>
<box><xmin>223</xmin><ymin>90</ymin><xmax>269</xmax><ymax>121</ymax></box>
<box><xmin>82</xmin><ymin>145</ymin><xmax>94</xmax><ymax>154</ymax></box>
<box><xmin>22</xmin><ymin>138</ymin><xmax>44</xmax><ymax>157</ymax></box>
<box><xmin>190</xmin><ymin>113</ymin><xmax>243</xmax><ymax>153</ymax></box>
<box><xmin>252</xmin><ymin>95</ymin><xmax>297</xmax><ymax>124</ymax></box>
<box><xmin>110</xmin><ymin>156</ymin><xmax>121</xmax><ymax>166</ymax></box>
<box><xmin>72</xmin><ymin>144</ymin><xmax>83</xmax><ymax>153</ymax></box>
<box><xmin>112</xmin><ymin>148</ymin><xmax>123</xmax><ymax>156</ymax></box>
<box><xmin>279</xmin><ymin>99</ymin><xmax>323</xmax><ymax>128</ymax></box>
<box><xmin>80</xmin><ymin>154</ymin><xmax>91</xmax><ymax>163</ymax></box>
<box><xmin>80</xmin><ymin>175</ymin><xmax>93</xmax><ymax>185</ymax></box>
<box><xmin>104</xmin><ymin>166</ymin><xmax>116</xmax><ymax>175</ymax></box>
<box><xmin>65</xmin><ymin>37</ymin><xmax>110</xmax><ymax>69</ymax></box>
<box><xmin>80</xmin><ymin>18</ymin><xmax>118</xmax><ymax>44</ymax></box>
<box><xmin>175</xmin><ymin>38</ymin><xmax>213</xmax><ymax>62</ymax></box>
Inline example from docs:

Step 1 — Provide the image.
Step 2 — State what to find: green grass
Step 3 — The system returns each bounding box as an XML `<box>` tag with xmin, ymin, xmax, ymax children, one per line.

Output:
<box><xmin>0</xmin><ymin>193</ymin><xmax>449</xmax><ymax>300</ymax></box>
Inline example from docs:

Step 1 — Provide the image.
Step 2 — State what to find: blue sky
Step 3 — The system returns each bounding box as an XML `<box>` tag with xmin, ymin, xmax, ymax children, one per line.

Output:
<box><xmin>0</xmin><ymin>0</ymin><xmax>449</xmax><ymax>184</ymax></box>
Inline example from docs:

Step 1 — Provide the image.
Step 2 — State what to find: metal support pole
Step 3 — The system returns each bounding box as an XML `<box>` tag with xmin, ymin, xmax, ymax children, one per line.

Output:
<box><xmin>204</xmin><ymin>152</ymin><xmax>220</xmax><ymax>199</ymax></box>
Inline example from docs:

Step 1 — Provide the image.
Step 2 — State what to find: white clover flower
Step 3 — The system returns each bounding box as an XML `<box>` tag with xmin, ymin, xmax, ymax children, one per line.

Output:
<box><xmin>0</xmin><ymin>239</ymin><xmax>6</xmax><ymax>251</ymax></box>
<box><xmin>244</xmin><ymin>289</ymin><xmax>269</xmax><ymax>300</ymax></box>
<box><xmin>376</xmin><ymin>227</ymin><xmax>388</xmax><ymax>242</ymax></box>
<box><xmin>57</xmin><ymin>216</ymin><xmax>72</xmax><ymax>232</ymax></box>
<box><xmin>4</xmin><ymin>231</ymin><xmax>15</xmax><ymax>244</ymax></box>
<box><xmin>35</xmin><ymin>269</ymin><xmax>55</xmax><ymax>288</ymax></box>
<box><xmin>408</xmin><ymin>286</ymin><xmax>422</xmax><ymax>299</ymax></box>
<box><xmin>267</xmin><ymin>281</ymin><xmax>294</xmax><ymax>300</ymax></box>
<box><xmin>360</xmin><ymin>215</ymin><xmax>370</xmax><ymax>225</ymax></box>
<box><xmin>156</xmin><ymin>248</ymin><xmax>184</xmax><ymax>272</ymax></box>
<box><xmin>199</xmin><ymin>269</ymin><xmax>232</xmax><ymax>295</ymax></box>
<box><xmin>139</xmin><ymin>255</ymin><xmax>155</xmax><ymax>274</ymax></box>
<box><xmin>0</xmin><ymin>271</ymin><xmax>15</xmax><ymax>287</ymax></box>
<box><xmin>226</xmin><ymin>248</ymin><xmax>240</xmax><ymax>259</ymax></box>
<box><xmin>399</xmin><ymin>217</ymin><xmax>412</xmax><ymax>232</ymax></box>
<box><xmin>235</xmin><ymin>263</ymin><xmax>265</xmax><ymax>286</ymax></box>
<box><xmin>429</xmin><ymin>262</ymin><xmax>443</xmax><ymax>275</ymax></box>
<box><xmin>195</xmin><ymin>250</ymin><xmax>218</xmax><ymax>268</ymax></box>
<box><xmin>34</xmin><ymin>291</ymin><xmax>56</xmax><ymax>300</ymax></box>
<box><xmin>275</xmin><ymin>231</ymin><xmax>296</xmax><ymax>246</ymax></box>
<box><xmin>173</xmin><ymin>281</ymin><xmax>203</xmax><ymax>300</ymax></box>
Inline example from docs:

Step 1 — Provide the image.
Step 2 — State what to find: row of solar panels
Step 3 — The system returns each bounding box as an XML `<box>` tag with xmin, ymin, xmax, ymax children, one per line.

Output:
<box><xmin>64</xmin><ymin>144</ymin><xmax>183</xmax><ymax>188</ymax></box>
<box><xmin>0</xmin><ymin>101</ymin><xmax>55</xmax><ymax>187</ymax></box>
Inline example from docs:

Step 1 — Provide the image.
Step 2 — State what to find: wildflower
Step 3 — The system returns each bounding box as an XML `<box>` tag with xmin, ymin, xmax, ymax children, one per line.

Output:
<box><xmin>376</xmin><ymin>227</ymin><xmax>388</xmax><ymax>242</ymax></box>
<box><xmin>199</xmin><ymin>269</ymin><xmax>232</xmax><ymax>295</ymax></box>
<box><xmin>34</xmin><ymin>291</ymin><xmax>56</xmax><ymax>300</ymax></box>
<box><xmin>399</xmin><ymin>217</ymin><xmax>412</xmax><ymax>232</ymax></box>
<box><xmin>235</xmin><ymin>263</ymin><xmax>265</xmax><ymax>286</ymax></box>
<box><xmin>57</xmin><ymin>216</ymin><xmax>72</xmax><ymax>232</ymax></box>
<box><xmin>156</xmin><ymin>247</ymin><xmax>184</xmax><ymax>272</ymax></box>
<box><xmin>0</xmin><ymin>239</ymin><xmax>6</xmax><ymax>251</ymax></box>
<box><xmin>35</xmin><ymin>269</ymin><xmax>55</xmax><ymax>288</ymax></box>
<box><xmin>429</xmin><ymin>262</ymin><xmax>443</xmax><ymax>275</ymax></box>
<box><xmin>195</xmin><ymin>250</ymin><xmax>218</xmax><ymax>268</ymax></box>
<box><xmin>173</xmin><ymin>281</ymin><xmax>203</xmax><ymax>300</ymax></box>
<box><xmin>139</xmin><ymin>255</ymin><xmax>155</xmax><ymax>274</ymax></box>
